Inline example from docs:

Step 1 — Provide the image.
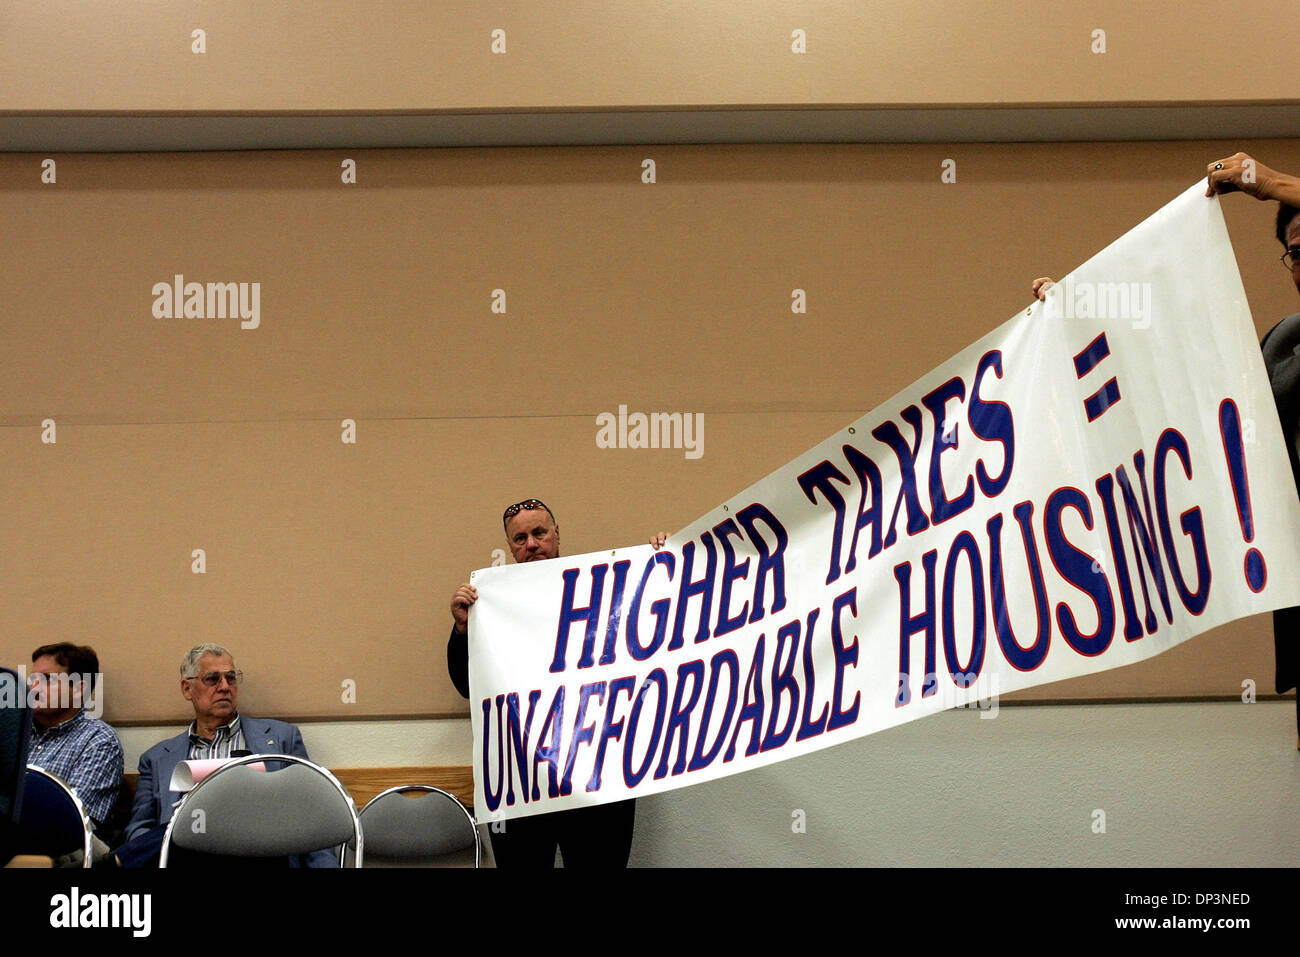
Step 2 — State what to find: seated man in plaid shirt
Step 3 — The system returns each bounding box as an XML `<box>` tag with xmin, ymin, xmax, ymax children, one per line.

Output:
<box><xmin>27</xmin><ymin>642</ymin><xmax>125</xmax><ymax>834</ymax></box>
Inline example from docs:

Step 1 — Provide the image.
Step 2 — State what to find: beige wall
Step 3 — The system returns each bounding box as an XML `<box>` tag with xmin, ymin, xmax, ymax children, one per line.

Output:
<box><xmin>2</xmin><ymin>3</ymin><xmax>1297</xmax><ymax>725</ymax></box>
<box><xmin>2</xmin><ymin>1</ymin><xmax>1295</xmax><ymax>112</ymax></box>
<box><xmin>2</xmin><ymin>139</ymin><xmax>1298</xmax><ymax>724</ymax></box>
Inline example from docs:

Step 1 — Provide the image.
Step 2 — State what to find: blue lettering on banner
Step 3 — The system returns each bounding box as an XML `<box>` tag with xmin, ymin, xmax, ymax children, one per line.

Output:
<box><xmin>1154</xmin><ymin>429</ymin><xmax>1211</xmax><ymax>613</ymax></box>
<box><xmin>842</xmin><ymin>443</ymin><xmax>885</xmax><ymax>571</ymax></box>
<box><xmin>942</xmin><ymin>530</ymin><xmax>986</xmax><ymax>686</ymax></box>
<box><xmin>476</xmin><ymin>369</ymin><xmax>1245</xmax><ymax>817</ymax></box>
<box><xmin>828</xmin><ymin>588</ymin><xmax>861</xmax><ymax>730</ymax></box>
<box><xmin>669</xmin><ymin>534</ymin><xmax>718</xmax><ymax>650</ymax></box>
<box><xmin>588</xmin><ymin>675</ymin><xmax>636</xmax><ymax>791</ymax></box>
<box><xmin>798</xmin><ymin>459</ymin><xmax>852</xmax><ymax>585</ymax></box>
<box><xmin>1116</xmin><ymin>453</ymin><xmax>1175</xmax><ymax>628</ymax></box>
<box><xmin>532</xmin><ymin>686</ymin><xmax>566</xmax><ymax>800</ymax></box>
<box><xmin>923</xmin><ymin>376</ymin><xmax>975</xmax><ymax>525</ymax></box>
<box><xmin>895</xmin><ymin>550</ymin><xmax>939</xmax><ymax>706</ymax></box>
<box><xmin>725</xmin><ymin>633</ymin><xmax>767</xmax><ymax>762</ymax></box>
<box><xmin>1045</xmin><ymin>487</ymin><xmax>1116</xmax><ymax>656</ymax></box>
<box><xmin>552</xmin><ymin>564</ymin><xmax>609</xmax><ymax>672</ymax></box>
<box><xmin>872</xmin><ymin>406</ymin><xmax>932</xmax><ymax>543</ymax></box>
<box><xmin>623</xmin><ymin>669</ymin><xmax>668</xmax><ymax>787</ymax></box>
<box><xmin>655</xmin><ymin>659</ymin><xmax>706</xmax><ymax>778</ymax></box>
<box><xmin>506</xmin><ymin>691</ymin><xmax>542</xmax><ymax>805</ymax></box>
<box><xmin>688</xmin><ymin>649</ymin><xmax>741</xmax><ymax>771</ymax></box>
<box><xmin>796</xmin><ymin>608</ymin><xmax>829</xmax><ymax>741</ymax></box>
<box><xmin>714</xmin><ymin>519</ymin><xmax>751</xmax><ymax>637</ymax></box>
<box><xmin>561</xmin><ymin>681</ymin><xmax>606</xmax><ymax>795</ymax></box>
<box><xmin>736</xmin><ymin>502</ymin><xmax>789</xmax><ymax>621</ymax></box>
<box><xmin>761</xmin><ymin>617</ymin><xmax>801</xmax><ymax>752</ymax></box>
<box><xmin>987</xmin><ymin>505</ymin><xmax>1051</xmax><ymax>672</ymax></box>
<box><xmin>969</xmin><ymin>351</ymin><xmax>1015</xmax><ymax>497</ymax></box>
<box><xmin>626</xmin><ymin>552</ymin><xmax>675</xmax><ymax>661</ymax></box>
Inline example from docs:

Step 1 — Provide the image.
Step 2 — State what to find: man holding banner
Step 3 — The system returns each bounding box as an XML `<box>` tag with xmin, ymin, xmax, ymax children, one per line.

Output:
<box><xmin>447</xmin><ymin>498</ymin><xmax>666</xmax><ymax>868</ymax></box>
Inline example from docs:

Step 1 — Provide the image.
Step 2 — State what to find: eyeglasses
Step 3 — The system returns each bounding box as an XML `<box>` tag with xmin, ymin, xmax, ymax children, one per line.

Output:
<box><xmin>1282</xmin><ymin>247</ymin><xmax>1300</xmax><ymax>271</ymax></box>
<box><xmin>502</xmin><ymin>499</ymin><xmax>552</xmax><ymax>523</ymax></box>
<box><xmin>184</xmin><ymin>670</ymin><xmax>243</xmax><ymax>688</ymax></box>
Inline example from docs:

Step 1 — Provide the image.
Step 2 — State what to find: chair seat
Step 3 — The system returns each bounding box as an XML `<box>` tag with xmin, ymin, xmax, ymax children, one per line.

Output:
<box><xmin>347</xmin><ymin>785</ymin><xmax>480</xmax><ymax>867</ymax></box>
<box><xmin>162</xmin><ymin>754</ymin><xmax>361</xmax><ymax>867</ymax></box>
<box><xmin>14</xmin><ymin>767</ymin><xmax>92</xmax><ymax>864</ymax></box>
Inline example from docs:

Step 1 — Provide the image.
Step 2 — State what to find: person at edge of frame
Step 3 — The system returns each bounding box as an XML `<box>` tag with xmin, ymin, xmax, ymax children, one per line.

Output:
<box><xmin>1031</xmin><ymin>152</ymin><xmax>1300</xmax><ymax>748</ymax></box>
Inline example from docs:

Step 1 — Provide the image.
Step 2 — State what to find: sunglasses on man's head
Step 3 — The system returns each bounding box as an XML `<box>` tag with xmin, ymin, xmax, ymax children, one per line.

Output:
<box><xmin>502</xmin><ymin>499</ymin><xmax>551</xmax><ymax>524</ymax></box>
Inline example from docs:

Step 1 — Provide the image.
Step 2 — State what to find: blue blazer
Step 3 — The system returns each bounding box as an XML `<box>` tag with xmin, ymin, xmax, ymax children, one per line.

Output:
<box><xmin>126</xmin><ymin>716</ymin><xmax>338</xmax><ymax>867</ymax></box>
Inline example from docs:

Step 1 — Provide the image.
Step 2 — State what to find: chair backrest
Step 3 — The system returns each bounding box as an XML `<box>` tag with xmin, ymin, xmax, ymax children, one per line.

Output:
<box><xmin>160</xmin><ymin>753</ymin><xmax>362</xmax><ymax>867</ymax></box>
<box><xmin>0</xmin><ymin>669</ymin><xmax>34</xmax><ymax>866</ymax></box>
<box><xmin>345</xmin><ymin>785</ymin><xmax>480</xmax><ymax>867</ymax></box>
<box><xmin>15</xmin><ymin>766</ymin><xmax>93</xmax><ymax>867</ymax></box>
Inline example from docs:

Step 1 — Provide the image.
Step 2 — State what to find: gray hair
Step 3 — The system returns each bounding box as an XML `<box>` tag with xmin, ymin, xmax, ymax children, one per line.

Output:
<box><xmin>180</xmin><ymin>643</ymin><xmax>235</xmax><ymax>679</ymax></box>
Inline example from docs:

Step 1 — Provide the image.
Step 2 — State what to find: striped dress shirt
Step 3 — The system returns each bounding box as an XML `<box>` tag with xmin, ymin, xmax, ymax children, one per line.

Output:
<box><xmin>185</xmin><ymin>715</ymin><xmax>246</xmax><ymax>760</ymax></box>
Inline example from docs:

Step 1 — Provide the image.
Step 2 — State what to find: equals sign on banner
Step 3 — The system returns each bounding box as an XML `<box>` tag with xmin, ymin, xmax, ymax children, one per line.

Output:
<box><xmin>1074</xmin><ymin>332</ymin><xmax>1121</xmax><ymax>422</ymax></box>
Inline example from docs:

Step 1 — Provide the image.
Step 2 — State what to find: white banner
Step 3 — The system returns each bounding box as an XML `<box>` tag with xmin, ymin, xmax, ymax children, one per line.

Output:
<box><xmin>468</xmin><ymin>184</ymin><xmax>1300</xmax><ymax>821</ymax></box>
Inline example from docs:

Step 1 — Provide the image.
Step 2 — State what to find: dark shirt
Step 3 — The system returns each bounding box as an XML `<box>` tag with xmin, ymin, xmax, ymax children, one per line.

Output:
<box><xmin>448</xmin><ymin>626</ymin><xmax>470</xmax><ymax>698</ymax></box>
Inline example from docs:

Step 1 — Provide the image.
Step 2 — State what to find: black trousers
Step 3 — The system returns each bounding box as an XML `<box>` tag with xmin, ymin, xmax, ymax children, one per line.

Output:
<box><xmin>488</xmin><ymin>799</ymin><xmax>635</xmax><ymax>869</ymax></box>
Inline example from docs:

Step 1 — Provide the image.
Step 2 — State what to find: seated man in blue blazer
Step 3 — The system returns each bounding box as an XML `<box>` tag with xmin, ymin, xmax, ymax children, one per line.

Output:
<box><xmin>120</xmin><ymin>642</ymin><xmax>336</xmax><ymax>867</ymax></box>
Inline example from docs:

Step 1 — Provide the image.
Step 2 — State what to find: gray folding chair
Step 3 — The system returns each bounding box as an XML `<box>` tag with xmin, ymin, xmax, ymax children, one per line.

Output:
<box><xmin>16</xmin><ymin>765</ymin><xmax>93</xmax><ymax>868</ymax></box>
<box><xmin>160</xmin><ymin>753</ymin><xmax>362</xmax><ymax>867</ymax></box>
<box><xmin>343</xmin><ymin>785</ymin><xmax>480</xmax><ymax>867</ymax></box>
